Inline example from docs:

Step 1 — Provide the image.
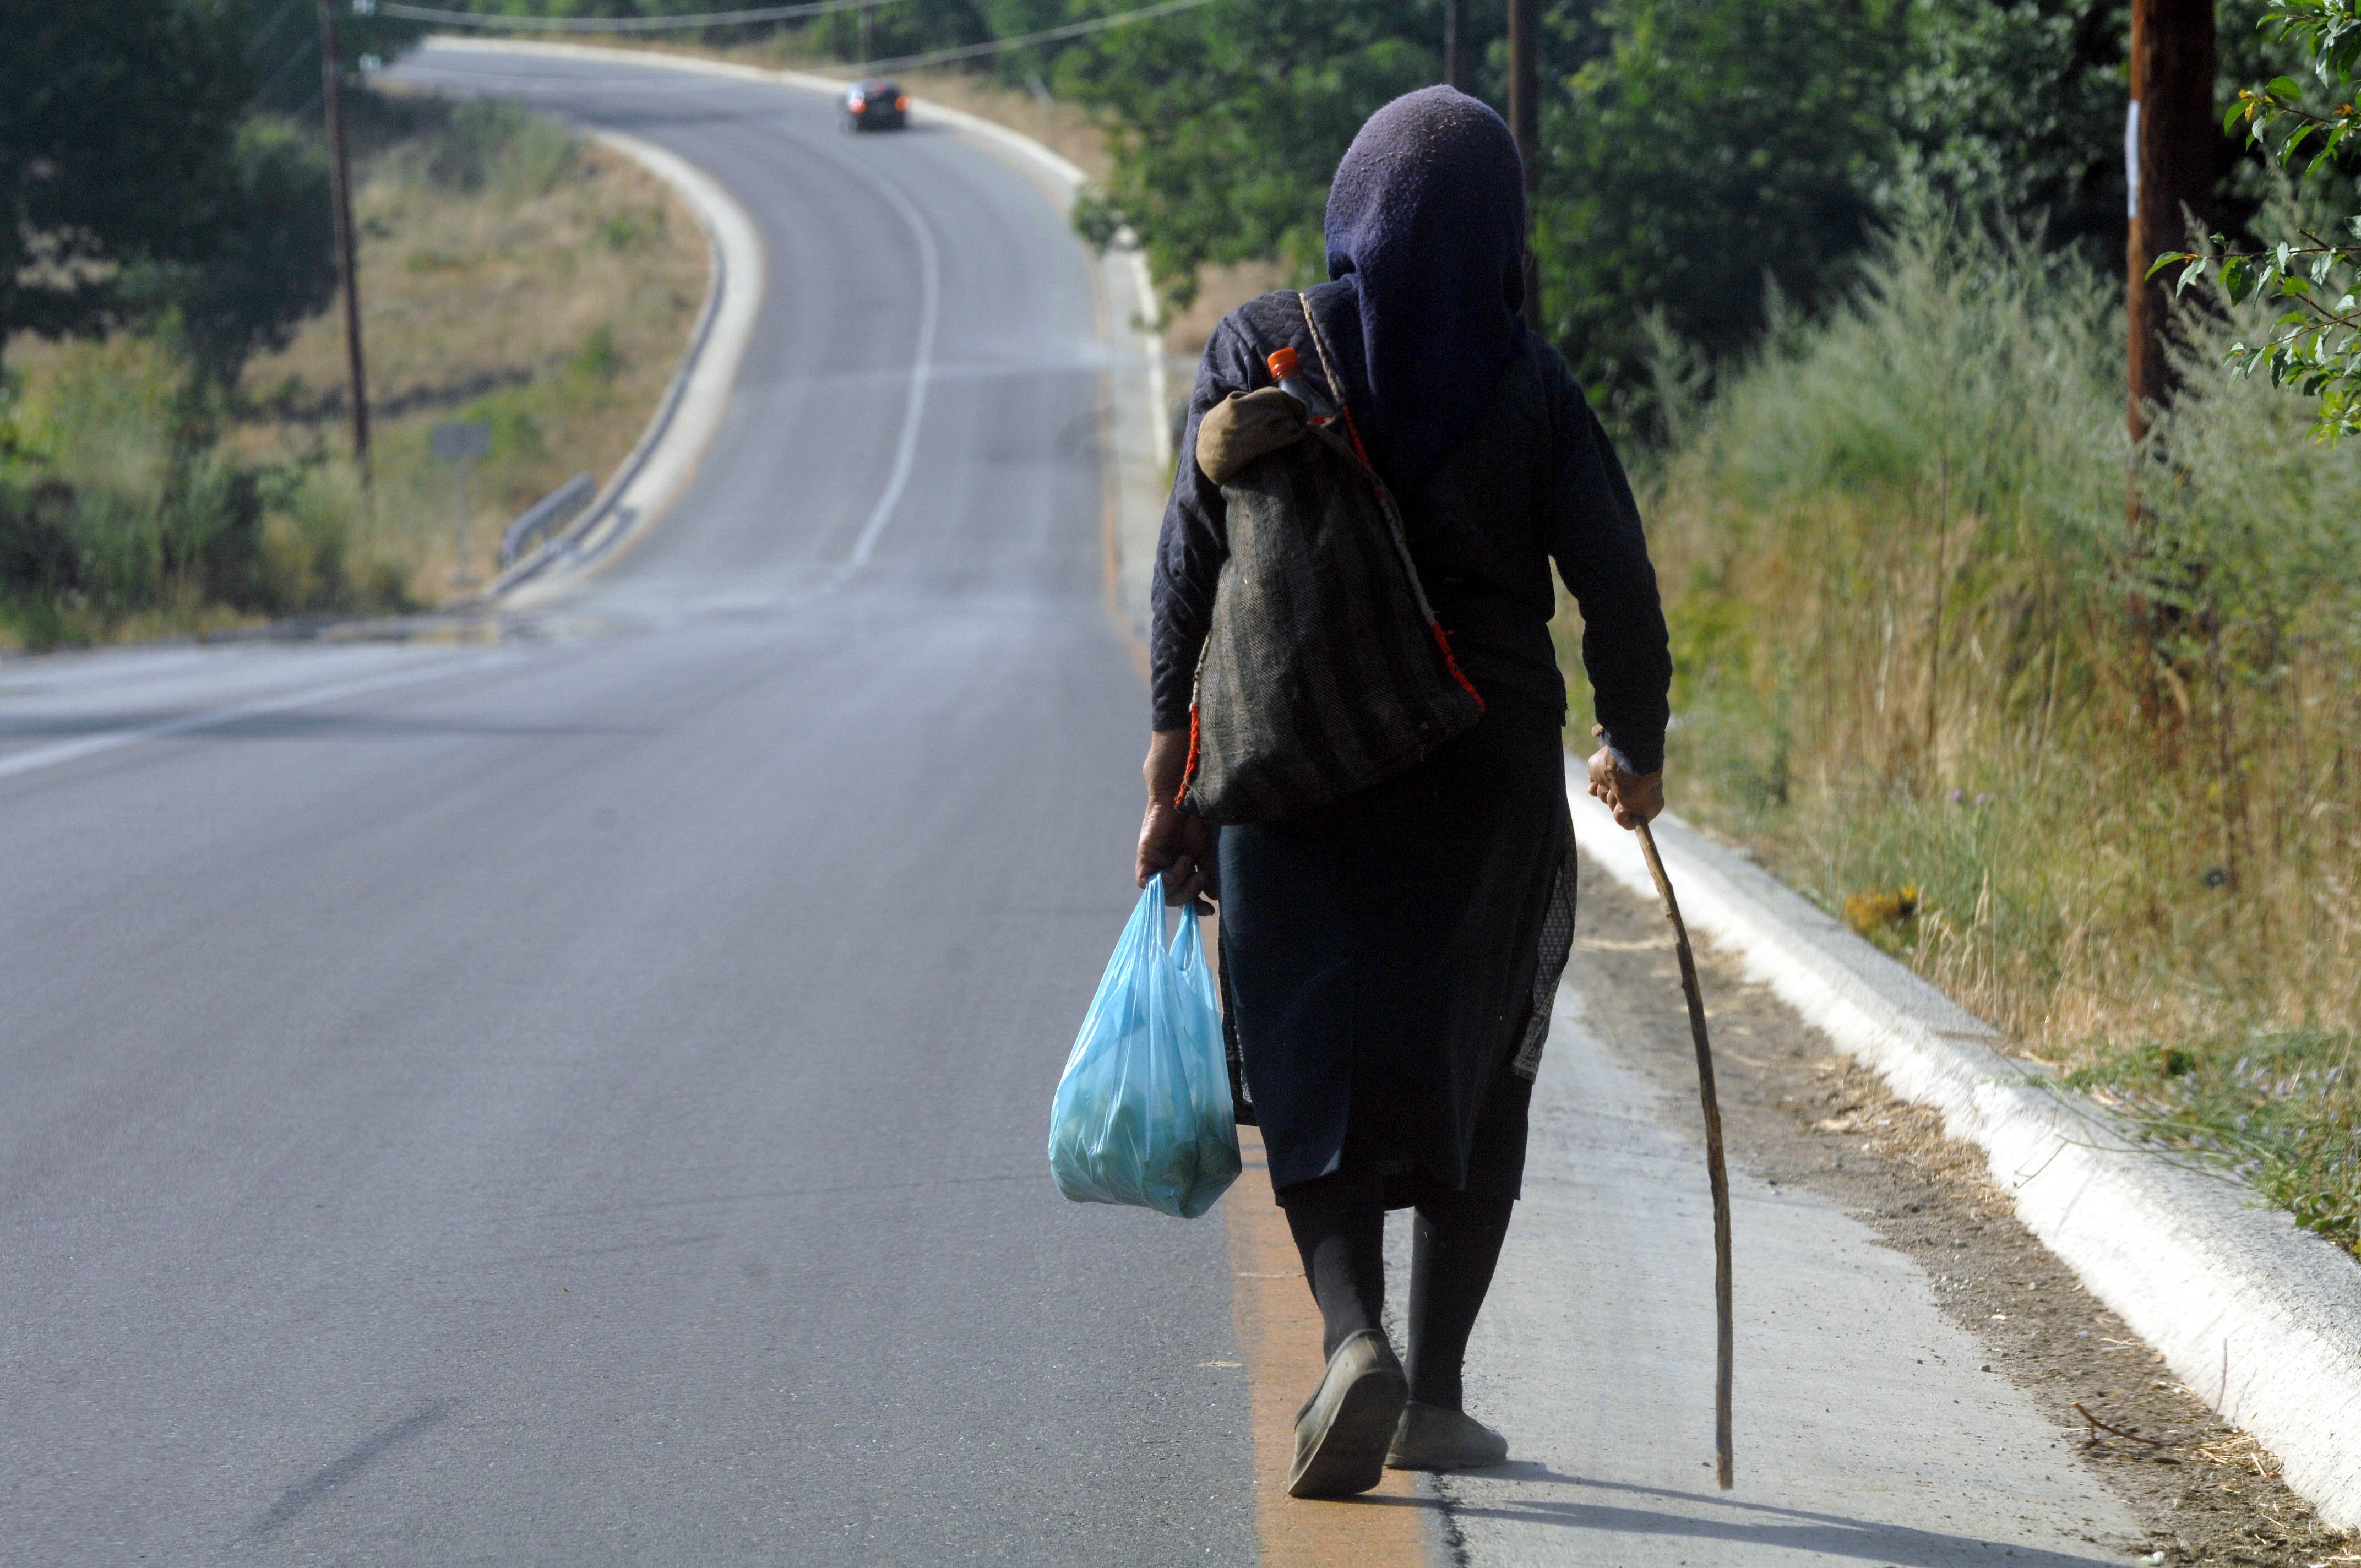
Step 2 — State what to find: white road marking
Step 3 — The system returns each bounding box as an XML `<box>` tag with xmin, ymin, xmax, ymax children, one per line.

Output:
<box><xmin>406</xmin><ymin>45</ymin><xmax>943</xmax><ymax>596</ymax></box>
<box><xmin>0</xmin><ymin>655</ymin><xmax>515</xmax><ymax>785</ymax></box>
<box><xmin>823</xmin><ymin>143</ymin><xmax>943</xmax><ymax>585</ymax></box>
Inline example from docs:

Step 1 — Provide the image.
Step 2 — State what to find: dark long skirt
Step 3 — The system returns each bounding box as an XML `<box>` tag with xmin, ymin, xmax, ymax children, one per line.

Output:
<box><xmin>1216</xmin><ymin>697</ymin><xmax>1574</xmax><ymax>1200</ymax></box>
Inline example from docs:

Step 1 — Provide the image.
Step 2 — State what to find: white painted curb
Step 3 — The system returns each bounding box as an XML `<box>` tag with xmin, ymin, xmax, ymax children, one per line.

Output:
<box><xmin>418</xmin><ymin>37</ymin><xmax>1168</xmax><ymax>613</ymax></box>
<box><xmin>494</xmin><ymin>126</ymin><xmax>764</xmax><ymax>604</ymax></box>
<box><xmin>411</xmin><ymin>37</ymin><xmax>771</xmax><ymax>603</ymax></box>
<box><xmin>1568</xmin><ymin>770</ymin><xmax>2361</xmax><ymax>1527</ymax></box>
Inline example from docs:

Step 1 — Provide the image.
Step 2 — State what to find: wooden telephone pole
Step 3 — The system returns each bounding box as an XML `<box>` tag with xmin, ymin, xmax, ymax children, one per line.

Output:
<box><xmin>318</xmin><ymin>0</ymin><xmax>372</xmax><ymax>488</ymax></box>
<box><xmin>1443</xmin><ymin>0</ymin><xmax>1467</xmax><ymax>90</ymax></box>
<box><xmin>2126</xmin><ymin>0</ymin><xmax>2216</xmax><ymax>453</ymax></box>
<box><xmin>1508</xmin><ymin>0</ymin><xmax>1539</xmax><ymax>326</ymax></box>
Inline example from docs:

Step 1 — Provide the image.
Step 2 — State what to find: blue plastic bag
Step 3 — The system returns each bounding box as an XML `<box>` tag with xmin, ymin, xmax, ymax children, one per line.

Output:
<box><xmin>1048</xmin><ymin>882</ymin><xmax>1241</xmax><ymax>1218</ymax></box>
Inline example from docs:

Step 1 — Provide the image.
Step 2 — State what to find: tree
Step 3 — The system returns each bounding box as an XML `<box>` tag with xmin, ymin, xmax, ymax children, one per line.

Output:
<box><xmin>1053</xmin><ymin>0</ymin><xmax>1462</xmax><ymax>312</ymax></box>
<box><xmin>1053</xmin><ymin>0</ymin><xmax>2141</xmax><ymax>405</ymax></box>
<box><xmin>0</xmin><ymin>0</ymin><xmax>252</xmax><ymax>357</ymax></box>
<box><xmin>2160</xmin><ymin>0</ymin><xmax>2361</xmax><ymax>438</ymax></box>
<box><xmin>1894</xmin><ymin>0</ymin><xmax>2131</xmax><ymax>263</ymax></box>
<box><xmin>247</xmin><ymin>0</ymin><xmax>433</xmax><ymax>114</ymax></box>
<box><xmin>123</xmin><ymin>117</ymin><xmax>341</xmax><ymax>390</ymax></box>
<box><xmin>1534</xmin><ymin>0</ymin><xmax>1909</xmax><ymax>396</ymax></box>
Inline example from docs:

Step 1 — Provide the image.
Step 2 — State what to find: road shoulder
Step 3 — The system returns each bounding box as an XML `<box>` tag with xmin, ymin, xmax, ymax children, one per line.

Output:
<box><xmin>1484</xmin><ymin>839</ymin><xmax>2357</xmax><ymax>1565</ymax></box>
<box><xmin>1422</xmin><ymin>861</ymin><xmax>2146</xmax><ymax>1566</ymax></box>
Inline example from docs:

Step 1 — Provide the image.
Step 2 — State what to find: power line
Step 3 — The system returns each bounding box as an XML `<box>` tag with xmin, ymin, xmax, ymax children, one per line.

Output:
<box><xmin>857</xmin><ymin>0</ymin><xmax>1222</xmax><ymax>72</ymax></box>
<box><xmin>254</xmin><ymin>36</ymin><xmax>320</xmax><ymax>102</ymax></box>
<box><xmin>364</xmin><ymin>0</ymin><xmax>908</xmax><ymax>30</ymax></box>
<box><xmin>363</xmin><ymin>0</ymin><xmax>1224</xmax><ymax>58</ymax></box>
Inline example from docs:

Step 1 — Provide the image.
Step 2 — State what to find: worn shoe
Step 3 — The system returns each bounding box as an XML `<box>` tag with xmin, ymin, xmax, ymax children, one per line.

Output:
<box><xmin>1286</xmin><ymin>1330</ymin><xmax>1410</xmax><ymax>1498</ymax></box>
<box><xmin>1384</xmin><ymin>1401</ymin><xmax>1509</xmax><ymax>1471</ymax></box>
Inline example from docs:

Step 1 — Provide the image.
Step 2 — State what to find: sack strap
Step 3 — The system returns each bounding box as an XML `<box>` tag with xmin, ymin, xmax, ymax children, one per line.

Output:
<box><xmin>1295</xmin><ymin>291</ymin><xmax>1376</xmax><ymax>467</ymax></box>
<box><xmin>1180</xmin><ymin>291</ymin><xmax>1487</xmax><ymax>810</ymax></box>
<box><xmin>1292</xmin><ymin>292</ymin><xmax>1468</xmax><ymax>680</ymax></box>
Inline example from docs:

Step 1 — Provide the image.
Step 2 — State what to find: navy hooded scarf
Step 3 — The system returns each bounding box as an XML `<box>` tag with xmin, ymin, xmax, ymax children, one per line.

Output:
<box><xmin>1150</xmin><ymin>83</ymin><xmax>1669</xmax><ymax>778</ymax></box>
<box><xmin>1317</xmin><ymin>87</ymin><xmax>1530</xmax><ymax>491</ymax></box>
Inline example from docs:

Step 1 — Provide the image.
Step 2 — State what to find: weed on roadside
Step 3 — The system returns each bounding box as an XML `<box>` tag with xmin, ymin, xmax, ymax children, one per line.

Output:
<box><xmin>2069</xmin><ymin>1032</ymin><xmax>2360</xmax><ymax>1257</ymax></box>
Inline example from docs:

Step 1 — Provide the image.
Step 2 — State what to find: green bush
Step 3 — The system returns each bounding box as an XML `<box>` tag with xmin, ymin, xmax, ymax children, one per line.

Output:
<box><xmin>424</xmin><ymin>101</ymin><xmax>580</xmax><ymax>200</ymax></box>
<box><xmin>0</xmin><ymin>338</ymin><xmax>396</xmax><ymax>647</ymax></box>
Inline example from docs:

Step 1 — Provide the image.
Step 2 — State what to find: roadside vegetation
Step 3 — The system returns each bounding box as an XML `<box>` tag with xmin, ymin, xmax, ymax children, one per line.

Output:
<box><xmin>231</xmin><ymin>94</ymin><xmax>706</xmax><ymax>611</ymax></box>
<box><xmin>1600</xmin><ymin>206</ymin><xmax>2361</xmax><ymax>1256</ymax></box>
<box><xmin>1</xmin><ymin>6</ymin><xmax>702</xmax><ymax>651</ymax></box>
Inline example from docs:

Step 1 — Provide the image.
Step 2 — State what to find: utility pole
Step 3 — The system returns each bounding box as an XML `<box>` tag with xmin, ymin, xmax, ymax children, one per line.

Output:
<box><xmin>1443</xmin><ymin>0</ymin><xmax>1466</xmax><ymax>90</ymax></box>
<box><xmin>318</xmin><ymin>0</ymin><xmax>371</xmax><ymax>488</ymax></box>
<box><xmin>858</xmin><ymin>1</ymin><xmax>874</xmax><ymax>66</ymax></box>
<box><xmin>1507</xmin><ymin>0</ymin><xmax>1540</xmax><ymax>326</ymax></box>
<box><xmin>2126</xmin><ymin>0</ymin><xmax>2216</xmax><ymax>453</ymax></box>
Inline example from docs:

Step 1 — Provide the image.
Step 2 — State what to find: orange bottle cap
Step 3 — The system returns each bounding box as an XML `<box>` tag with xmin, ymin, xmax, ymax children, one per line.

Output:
<box><xmin>1266</xmin><ymin>347</ymin><xmax>1300</xmax><ymax>380</ymax></box>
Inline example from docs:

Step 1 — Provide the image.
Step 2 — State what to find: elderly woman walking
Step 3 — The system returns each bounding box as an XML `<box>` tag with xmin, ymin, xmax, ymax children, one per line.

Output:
<box><xmin>1135</xmin><ymin>86</ymin><xmax>1672</xmax><ymax>1499</ymax></box>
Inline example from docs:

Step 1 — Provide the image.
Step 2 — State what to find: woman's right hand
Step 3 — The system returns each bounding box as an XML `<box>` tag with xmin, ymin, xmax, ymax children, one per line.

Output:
<box><xmin>1138</xmin><ymin>729</ymin><xmax>1212</xmax><ymax>905</ymax></box>
<box><xmin>1138</xmin><ymin>799</ymin><xmax>1212</xmax><ymax>906</ymax></box>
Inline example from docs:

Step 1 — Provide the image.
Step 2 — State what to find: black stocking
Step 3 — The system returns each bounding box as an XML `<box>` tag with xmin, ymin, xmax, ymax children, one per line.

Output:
<box><xmin>1404</xmin><ymin>1190</ymin><xmax>1514</xmax><ymax>1410</ymax></box>
<box><xmin>1279</xmin><ymin>1182</ymin><xmax>1387</xmax><ymax>1360</ymax></box>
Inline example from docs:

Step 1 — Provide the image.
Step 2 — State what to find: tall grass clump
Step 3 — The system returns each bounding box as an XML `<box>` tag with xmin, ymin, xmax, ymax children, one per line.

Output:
<box><xmin>1588</xmin><ymin>203</ymin><xmax>2361</xmax><ymax>1250</ymax></box>
<box><xmin>0</xmin><ymin>336</ymin><xmax>394</xmax><ymax>650</ymax></box>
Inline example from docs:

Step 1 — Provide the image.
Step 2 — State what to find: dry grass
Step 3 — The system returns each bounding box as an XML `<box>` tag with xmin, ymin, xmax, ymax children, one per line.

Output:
<box><xmin>234</xmin><ymin>91</ymin><xmax>707</xmax><ymax>600</ymax></box>
<box><xmin>1566</xmin><ymin>205</ymin><xmax>2361</xmax><ymax>1253</ymax></box>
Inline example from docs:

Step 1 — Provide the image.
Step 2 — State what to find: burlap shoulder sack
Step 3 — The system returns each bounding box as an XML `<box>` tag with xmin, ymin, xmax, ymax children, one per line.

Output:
<box><xmin>1178</xmin><ymin>291</ymin><xmax>1484</xmax><ymax>825</ymax></box>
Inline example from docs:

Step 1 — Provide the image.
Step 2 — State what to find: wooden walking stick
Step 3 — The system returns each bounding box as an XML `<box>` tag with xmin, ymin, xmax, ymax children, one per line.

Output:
<box><xmin>1634</xmin><ymin>819</ymin><xmax>1736</xmax><ymax>1491</ymax></box>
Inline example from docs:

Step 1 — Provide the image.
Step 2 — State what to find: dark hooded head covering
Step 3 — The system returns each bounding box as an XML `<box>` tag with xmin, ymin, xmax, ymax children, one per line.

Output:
<box><xmin>1320</xmin><ymin>86</ymin><xmax>1528</xmax><ymax>490</ymax></box>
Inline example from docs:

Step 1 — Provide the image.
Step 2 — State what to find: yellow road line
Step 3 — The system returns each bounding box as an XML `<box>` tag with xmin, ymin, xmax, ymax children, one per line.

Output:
<box><xmin>1226</xmin><ymin>1129</ymin><xmax>1440</xmax><ymax>1567</ymax></box>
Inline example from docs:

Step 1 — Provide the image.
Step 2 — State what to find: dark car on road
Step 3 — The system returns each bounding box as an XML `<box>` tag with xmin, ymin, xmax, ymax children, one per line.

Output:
<box><xmin>843</xmin><ymin>79</ymin><xmax>908</xmax><ymax>132</ymax></box>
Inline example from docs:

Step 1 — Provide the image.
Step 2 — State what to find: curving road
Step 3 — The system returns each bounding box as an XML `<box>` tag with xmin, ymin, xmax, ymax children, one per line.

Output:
<box><xmin>0</xmin><ymin>44</ymin><xmax>1249</xmax><ymax>1565</ymax></box>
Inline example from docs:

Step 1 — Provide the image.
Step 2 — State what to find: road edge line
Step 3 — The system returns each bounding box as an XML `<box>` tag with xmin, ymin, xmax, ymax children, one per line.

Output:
<box><xmin>1226</xmin><ymin>1130</ymin><xmax>1441</xmax><ymax>1566</ymax></box>
<box><xmin>1566</xmin><ymin>767</ymin><xmax>2361</xmax><ymax>1529</ymax></box>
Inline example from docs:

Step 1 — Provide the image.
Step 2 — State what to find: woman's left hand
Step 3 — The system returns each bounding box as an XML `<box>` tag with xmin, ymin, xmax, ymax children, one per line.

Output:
<box><xmin>1587</xmin><ymin>726</ymin><xmax>1664</xmax><ymax>829</ymax></box>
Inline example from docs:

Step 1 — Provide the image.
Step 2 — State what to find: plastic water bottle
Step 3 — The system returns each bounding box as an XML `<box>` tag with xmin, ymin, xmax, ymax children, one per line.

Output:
<box><xmin>1265</xmin><ymin>346</ymin><xmax>1337</xmax><ymax>422</ymax></box>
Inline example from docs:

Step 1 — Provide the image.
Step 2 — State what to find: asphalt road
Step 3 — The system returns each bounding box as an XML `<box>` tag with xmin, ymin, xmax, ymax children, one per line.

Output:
<box><xmin>1</xmin><ymin>46</ymin><xmax>1252</xmax><ymax>1565</ymax></box>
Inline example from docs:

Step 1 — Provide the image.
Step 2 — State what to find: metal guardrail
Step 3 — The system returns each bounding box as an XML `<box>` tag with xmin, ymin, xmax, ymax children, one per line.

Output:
<box><xmin>499</xmin><ymin>472</ymin><xmax>598</xmax><ymax>568</ymax></box>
